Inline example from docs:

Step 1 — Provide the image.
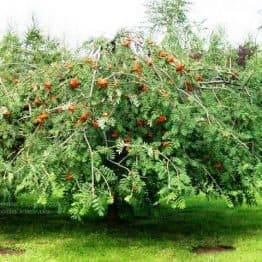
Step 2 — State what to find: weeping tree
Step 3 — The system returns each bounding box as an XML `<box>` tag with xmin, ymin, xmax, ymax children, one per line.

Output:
<box><xmin>0</xmin><ymin>1</ymin><xmax>261</xmax><ymax>221</ymax></box>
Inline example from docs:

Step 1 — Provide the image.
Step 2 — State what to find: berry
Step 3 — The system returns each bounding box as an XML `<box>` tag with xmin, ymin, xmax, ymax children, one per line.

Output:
<box><xmin>70</xmin><ymin>78</ymin><xmax>80</xmax><ymax>89</ymax></box>
<box><xmin>131</xmin><ymin>63</ymin><xmax>143</xmax><ymax>74</ymax></box>
<box><xmin>97</xmin><ymin>78</ymin><xmax>109</xmax><ymax>89</ymax></box>
<box><xmin>111</xmin><ymin>131</ymin><xmax>119</xmax><ymax>139</ymax></box>
<box><xmin>44</xmin><ymin>82</ymin><xmax>52</xmax><ymax>91</ymax></box>
<box><xmin>166</xmin><ymin>55</ymin><xmax>176</xmax><ymax>64</ymax></box>
<box><xmin>156</xmin><ymin>115</ymin><xmax>167</xmax><ymax>124</ymax></box>
<box><xmin>66</xmin><ymin>171</ymin><xmax>74</xmax><ymax>181</ymax></box>
<box><xmin>176</xmin><ymin>63</ymin><xmax>185</xmax><ymax>73</ymax></box>
<box><xmin>78</xmin><ymin>112</ymin><xmax>91</xmax><ymax>123</ymax></box>
<box><xmin>68</xmin><ymin>104</ymin><xmax>76</xmax><ymax>113</ymax></box>
<box><xmin>122</xmin><ymin>37</ymin><xmax>132</xmax><ymax>48</ymax></box>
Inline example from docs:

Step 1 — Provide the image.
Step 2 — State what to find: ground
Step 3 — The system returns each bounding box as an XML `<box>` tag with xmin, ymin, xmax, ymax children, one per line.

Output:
<box><xmin>0</xmin><ymin>196</ymin><xmax>261</xmax><ymax>261</ymax></box>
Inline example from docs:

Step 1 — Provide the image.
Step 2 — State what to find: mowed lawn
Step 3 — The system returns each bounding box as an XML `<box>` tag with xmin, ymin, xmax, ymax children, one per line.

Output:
<box><xmin>0</xmin><ymin>196</ymin><xmax>261</xmax><ymax>262</ymax></box>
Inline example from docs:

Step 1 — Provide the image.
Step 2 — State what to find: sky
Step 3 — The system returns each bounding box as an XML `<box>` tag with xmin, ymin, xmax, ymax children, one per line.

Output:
<box><xmin>0</xmin><ymin>0</ymin><xmax>261</xmax><ymax>47</ymax></box>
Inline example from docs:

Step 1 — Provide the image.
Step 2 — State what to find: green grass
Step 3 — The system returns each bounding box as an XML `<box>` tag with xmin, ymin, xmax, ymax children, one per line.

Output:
<box><xmin>0</xmin><ymin>197</ymin><xmax>261</xmax><ymax>261</ymax></box>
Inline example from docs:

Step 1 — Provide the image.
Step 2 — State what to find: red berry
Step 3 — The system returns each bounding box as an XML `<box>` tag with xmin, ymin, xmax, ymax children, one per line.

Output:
<box><xmin>111</xmin><ymin>131</ymin><xmax>119</xmax><ymax>139</ymax></box>
<box><xmin>136</xmin><ymin>119</ymin><xmax>146</xmax><ymax>126</ymax></box>
<box><xmin>92</xmin><ymin>120</ymin><xmax>99</xmax><ymax>128</ymax></box>
<box><xmin>44</xmin><ymin>82</ymin><xmax>52</xmax><ymax>91</ymax></box>
<box><xmin>97</xmin><ymin>78</ymin><xmax>109</xmax><ymax>89</ymax></box>
<box><xmin>70</xmin><ymin>78</ymin><xmax>80</xmax><ymax>89</ymax></box>
<box><xmin>156</xmin><ymin>115</ymin><xmax>167</xmax><ymax>124</ymax></box>
<box><xmin>176</xmin><ymin>63</ymin><xmax>185</xmax><ymax>73</ymax></box>
<box><xmin>214</xmin><ymin>162</ymin><xmax>223</xmax><ymax>171</ymax></box>
<box><xmin>66</xmin><ymin>171</ymin><xmax>74</xmax><ymax>181</ymax></box>
<box><xmin>78</xmin><ymin>112</ymin><xmax>91</xmax><ymax>123</ymax></box>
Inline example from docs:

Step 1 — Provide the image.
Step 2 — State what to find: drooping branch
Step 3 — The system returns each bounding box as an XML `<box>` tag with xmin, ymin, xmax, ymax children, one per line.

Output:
<box><xmin>83</xmin><ymin>130</ymin><xmax>95</xmax><ymax>196</ymax></box>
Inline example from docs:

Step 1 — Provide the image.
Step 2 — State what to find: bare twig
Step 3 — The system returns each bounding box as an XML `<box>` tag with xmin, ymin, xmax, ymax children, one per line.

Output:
<box><xmin>107</xmin><ymin>159</ymin><xmax>131</xmax><ymax>174</ymax></box>
<box><xmin>94</xmin><ymin>167</ymin><xmax>112</xmax><ymax>196</ymax></box>
<box><xmin>83</xmin><ymin>130</ymin><xmax>95</xmax><ymax>196</ymax></box>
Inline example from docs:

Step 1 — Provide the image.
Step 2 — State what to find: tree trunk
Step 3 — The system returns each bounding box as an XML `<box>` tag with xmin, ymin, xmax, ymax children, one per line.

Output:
<box><xmin>106</xmin><ymin>200</ymin><xmax>121</xmax><ymax>225</ymax></box>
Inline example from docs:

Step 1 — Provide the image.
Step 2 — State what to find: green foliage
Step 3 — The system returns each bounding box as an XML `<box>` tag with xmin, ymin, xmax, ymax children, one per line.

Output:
<box><xmin>146</xmin><ymin>0</ymin><xmax>190</xmax><ymax>32</ymax></box>
<box><xmin>0</xmin><ymin>3</ymin><xmax>261</xmax><ymax>219</ymax></box>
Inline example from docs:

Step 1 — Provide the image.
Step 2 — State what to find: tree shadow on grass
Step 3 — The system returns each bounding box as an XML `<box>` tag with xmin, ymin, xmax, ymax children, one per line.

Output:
<box><xmin>0</xmin><ymin>199</ymin><xmax>261</xmax><ymax>248</ymax></box>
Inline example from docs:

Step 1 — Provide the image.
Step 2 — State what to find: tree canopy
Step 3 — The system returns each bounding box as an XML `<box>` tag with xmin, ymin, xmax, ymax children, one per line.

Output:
<box><xmin>0</xmin><ymin>1</ymin><xmax>261</xmax><ymax>219</ymax></box>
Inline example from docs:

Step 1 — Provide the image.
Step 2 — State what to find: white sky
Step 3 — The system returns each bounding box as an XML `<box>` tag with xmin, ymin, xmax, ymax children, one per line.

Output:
<box><xmin>0</xmin><ymin>0</ymin><xmax>261</xmax><ymax>47</ymax></box>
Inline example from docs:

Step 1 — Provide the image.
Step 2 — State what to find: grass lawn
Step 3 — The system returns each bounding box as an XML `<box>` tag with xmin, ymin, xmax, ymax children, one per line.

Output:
<box><xmin>0</xmin><ymin>196</ymin><xmax>261</xmax><ymax>261</ymax></box>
